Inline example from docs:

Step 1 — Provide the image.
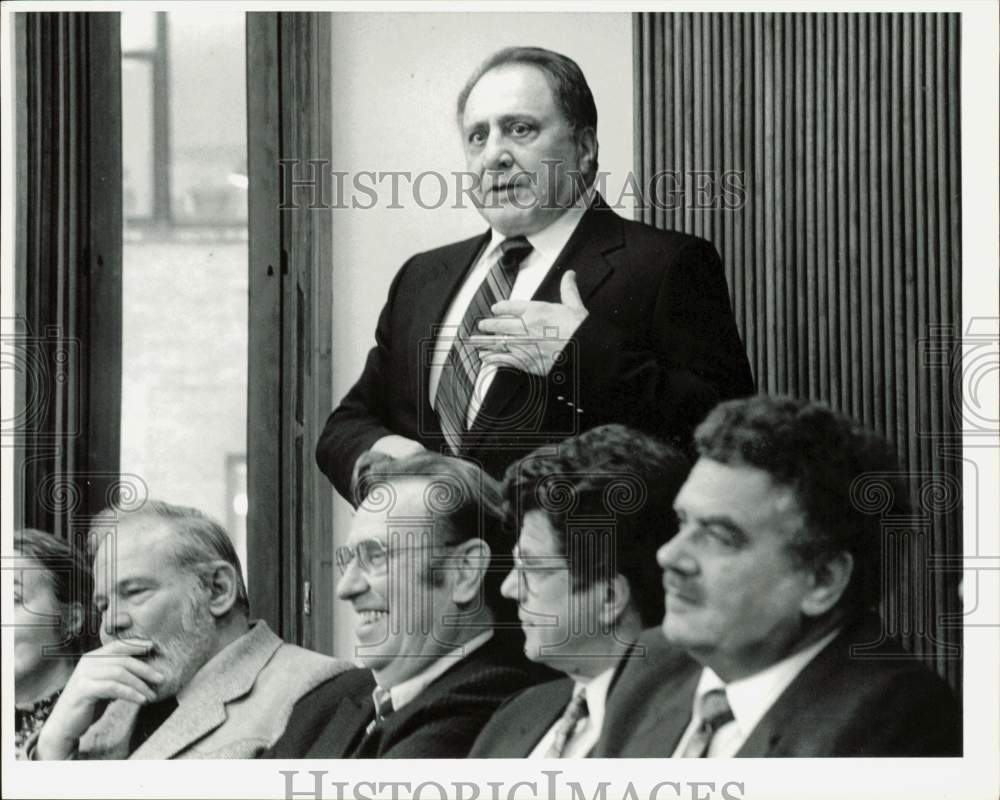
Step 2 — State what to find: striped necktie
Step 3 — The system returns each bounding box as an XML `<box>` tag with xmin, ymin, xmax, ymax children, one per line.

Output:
<box><xmin>544</xmin><ymin>688</ymin><xmax>589</xmax><ymax>758</ymax></box>
<box><xmin>435</xmin><ymin>236</ymin><xmax>533</xmax><ymax>454</ymax></box>
<box><xmin>680</xmin><ymin>688</ymin><xmax>734</xmax><ymax>757</ymax></box>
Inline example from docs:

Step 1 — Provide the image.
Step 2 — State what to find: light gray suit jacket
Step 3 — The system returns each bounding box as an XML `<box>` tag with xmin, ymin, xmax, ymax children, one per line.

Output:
<box><xmin>74</xmin><ymin>621</ymin><xmax>349</xmax><ymax>759</ymax></box>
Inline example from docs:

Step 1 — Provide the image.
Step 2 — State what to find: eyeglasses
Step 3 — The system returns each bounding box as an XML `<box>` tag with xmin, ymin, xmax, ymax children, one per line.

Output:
<box><xmin>511</xmin><ymin>546</ymin><xmax>566</xmax><ymax>593</ymax></box>
<box><xmin>334</xmin><ymin>538</ymin><xmax>430</xmax><ymax>576</ymax></box>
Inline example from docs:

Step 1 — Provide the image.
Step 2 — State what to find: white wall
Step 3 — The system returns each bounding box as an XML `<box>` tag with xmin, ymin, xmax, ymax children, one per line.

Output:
<box><xmin>328</xmin><ymin>11</ymin><xmax>634</xmax><ymax>659</ymax></box>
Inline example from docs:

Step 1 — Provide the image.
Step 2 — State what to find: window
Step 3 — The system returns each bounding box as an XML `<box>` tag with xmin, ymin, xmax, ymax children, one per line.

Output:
<box><xmin>119</xmin><ymin>11</ymin><xmax>249</xmax><ymax>577</ymax></box>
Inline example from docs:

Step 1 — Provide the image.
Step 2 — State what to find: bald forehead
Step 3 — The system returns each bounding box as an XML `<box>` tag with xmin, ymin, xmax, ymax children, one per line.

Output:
<box><xmin>358</xmin><ymin>476</ymin><xmax>435</xmax><ymax>517</ymax></box>
<box><xmin>93</xmin><ymin>518</ymin><xmax>183</xmax><ymax>574</ymax></box>
<box><xmin>352</xmin><ymin>477</ymin><xmax>442</xmax><ymax>542</ymax></box>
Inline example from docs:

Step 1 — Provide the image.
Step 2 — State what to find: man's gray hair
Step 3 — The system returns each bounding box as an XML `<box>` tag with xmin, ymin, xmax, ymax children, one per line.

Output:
<box><xmin>90</xmin><ymin>499</ymin><xmax>251</xmax><ymax>616</ymax></box>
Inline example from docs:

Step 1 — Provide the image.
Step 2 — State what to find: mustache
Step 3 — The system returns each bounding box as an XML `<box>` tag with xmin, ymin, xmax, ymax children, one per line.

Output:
<box><xmin>477</xmin><ymin>172</ymin><xmax>536</xmax><ymax>192</ymax></box>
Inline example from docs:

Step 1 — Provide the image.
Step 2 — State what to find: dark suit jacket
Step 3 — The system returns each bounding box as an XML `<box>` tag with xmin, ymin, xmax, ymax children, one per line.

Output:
<box><xmin>262</xmin><ymin>634</ymin><xmax>555</xmax><ymax>758</ymax></box>
<box><xmin>317</xmin><ymin>197</ymin><xmax>754</xmax><ymax>500</ymax></box>
<box><xmin>467</xmin><ymin>676</ymin><xmax>575</xmax><ymax>758</ymax></box>
<box><xmin>593</xmin><ymin>614</ymin><xmax>962</xmax><ymax>758</ymax></box>
<box><xmin>468</xmin><ymin>641</ymin><xmax>646</xmax><ymax>758</ymax></box>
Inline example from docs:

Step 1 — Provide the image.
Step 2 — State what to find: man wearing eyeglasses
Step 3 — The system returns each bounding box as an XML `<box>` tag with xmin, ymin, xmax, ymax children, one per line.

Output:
<box><xmin>264</xmin><ymin>453</ymin><xmax>551</xmax><ymax>758</ymax></box>
<box><xmin>469</xmin><ymin>425</ymin><xmax>690</xmax><ymax>758</ymax></box>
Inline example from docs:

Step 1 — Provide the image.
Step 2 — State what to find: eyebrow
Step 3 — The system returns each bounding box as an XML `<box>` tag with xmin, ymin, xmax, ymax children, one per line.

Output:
<box><xmin>513</xmin><ymin>544</ymin><xmax>563</xmax><ymax>564</ymax></box>
<box><xmin>697</xmin><ymin>515</ymin><xmax>750</xmax><ymax>544</ymax></box>
<box><xmin>464</xmin><ymin>113</ymin><xmax>539</xmax><ymax>131</ymax></box>
<box><xmin>94</xmin><ymin>576</ymin><xmax>154</xmax><ymax>601</ymax></box>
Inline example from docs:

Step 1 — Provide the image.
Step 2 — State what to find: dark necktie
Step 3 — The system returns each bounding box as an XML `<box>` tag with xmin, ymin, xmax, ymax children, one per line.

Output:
<box><xmin>364</xmin><ymin>686</ymin><xmax>394</xmax><ymax>736</ymax></box>
<box><xmin>435</xmin><ymin>236</ymin><xmax>533</xmax><ymax>454</ymax></box>
<box><xmin>544</xmin><ymin>688</ymin><xmax>589</xmax><ymax>758</ymax></box>
<box><xmin>352</xmin><ymin>686</ymin><xmax>394</xmax><ymax>757</ymax></box>
<box><xmin>680</xmin><ymin>688</ymin><xmax>734</xmax><ymax>757</ymax></box>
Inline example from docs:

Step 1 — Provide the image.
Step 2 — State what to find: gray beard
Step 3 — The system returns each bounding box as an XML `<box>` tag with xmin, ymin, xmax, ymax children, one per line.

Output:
<box><xmin>148</xmin><ymin>594</ymin><xmax>218</xmax><ymax>701</ymax></box>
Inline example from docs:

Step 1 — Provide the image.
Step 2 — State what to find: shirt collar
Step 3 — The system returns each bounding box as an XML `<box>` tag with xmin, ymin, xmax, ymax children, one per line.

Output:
<box><xmin>383</xmin><ymin>630</ymin><xmax>493</xmax><ymax>712</ymax></box>
<box><xmin>692</xmin><ymin>627</ymin><xmax>841</xmax><ymax>736</ymax></box>
<box><xmin>570</xmin><ymin>664</ymin><xmax>616</xmax><ymax>733</ymax></box>
<box><xmin>485</xmin><ymin>184</ymin><xmax>595</xmax><ymax>264</ymax></box>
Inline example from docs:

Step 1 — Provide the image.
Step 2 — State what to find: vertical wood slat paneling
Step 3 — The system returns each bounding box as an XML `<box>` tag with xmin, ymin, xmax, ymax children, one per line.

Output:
<box><xmin>17</xmin><ymin>13</ymin><xmax>122</xmax><ymax>541</ymax></box>
<box><xmin>634</xmin><ymin>12</ymin><xmax>962</xmax><ymax>689</ymax></box>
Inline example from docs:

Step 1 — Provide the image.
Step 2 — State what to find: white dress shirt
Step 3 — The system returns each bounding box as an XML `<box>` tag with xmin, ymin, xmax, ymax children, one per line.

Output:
<box><xmin>427</xmin><ymin>193</ymin><xmax>592</xmax><ymax>428</ymax></box>
<box><xmin>671</xmin><ymin>628</ymin><xmax>841</xmax><ymax>757</ymax></box>
<box><xmin>527</xmin><ymin>665</ymin><xmax>616</xmax><ymax>759</ymax></box>
<box><xmin>380</xmin><ymin>630</ymin><xmax>493</xmax><ymax>712</ymax></box>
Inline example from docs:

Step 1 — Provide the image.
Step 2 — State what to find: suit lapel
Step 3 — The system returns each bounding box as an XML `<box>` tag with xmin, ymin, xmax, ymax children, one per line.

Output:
<box><xmin>531</xmin><ymin>198</ymin><xmax>621</xmax><ymax>304</ymax></box>
<box><xmin>736</xmin><ymin>618</ymin><xmax>868</xmax><ymax>757</ymax></box>
<box><xmin>627</xmin><ymin>664</ymin><xmax>701</xmax><ymax>758</ymax></box>
<box><xmin>513</xmin><ymin>680</ymin><xmax>575</xmax><ymax>757</ymax></box>
<box><xmin>311</xmin><ymin>694</ymin><xmax>373</xmax><ymax>758</ymax></box>
<box><xmin>131</xmin><ymin>622</ymin><xmax>281</xmax><ymax>759</ymax></box>
<box><xmin>469</xmin><ymin>199</ymin><xmax>623</xmax><ymax>438</ymax></box>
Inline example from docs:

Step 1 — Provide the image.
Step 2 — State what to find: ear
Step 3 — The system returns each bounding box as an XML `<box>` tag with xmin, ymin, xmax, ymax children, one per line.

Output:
<box><xmin>575</xmin><ymin>127</ymin><xmax>597</xmax><ymax>180</ymax></box>
<box><xmin>62</xmin><ymin>601</ymin><xmax>85</xmax><ymax>641</ymax></box>
<box><xmin>449</xmin><ymin>538</ymin><xmax>490</xmax><ymax>606</ymax></box>
<box><xmin>599</xmin><ymin>574</ymin><xmax>632</xmax><ymax>627</ymax></box>
<box><xmin>800</xmin><ymin>552</ymin><xmax>854</xmax><ymax>617</ymax></box>
<box><xmin>205</xmin><ymin>561</ymin><xmax>240</xmax><ymax>618</ymax></box>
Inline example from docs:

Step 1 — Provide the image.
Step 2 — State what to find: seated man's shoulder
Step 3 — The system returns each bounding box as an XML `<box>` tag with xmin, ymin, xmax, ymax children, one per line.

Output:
<box><xmin>476</xmin><ymin>675</ymin><xmax>571</xmax><ymax>726</ymax></box>
<box><xmin>426</xmin><ymin>636</ymin><xmax>549</xmax><ymax>704</ymax></box>
<box><xmin>766</xmin><ymin>613</ymin><xmax>961</xmax><ymax>756</ymax></box>
<box><xmin>377</xmin><ymin>641</ymin><xmax>549</xmax><ymax>758</ymax></box>
<box><xmin>466</xmin><ymin>677</ymin><xmax>573</xmax><ymax>758</ymax></box>
<box><xmin>808</xmin><ymin>613</ymin><xmax>960</xmax><ymax>708</ymax></box>
<box><xmin>280</xmin><ymin>664</ymin><xmax>373</xmax><ymax>711</ymax></box>
<box><xmin>619</xmin><ymin>627</ymin><xmax>695</xmax><ymax>680</ymax></box>
<box><xmin>266</xmin><ymin>642</ymin><xmax>354</xmax><ymax>690</ymax></box>
<box><xmin>501</xmin><ymin>675</ymin><xmax>571</xmax><ymax>707</ymax></box>
<box><xmin>256</xmin><ymin>667</ymin><xmax>374</xmax><ymax>758</ymax></box>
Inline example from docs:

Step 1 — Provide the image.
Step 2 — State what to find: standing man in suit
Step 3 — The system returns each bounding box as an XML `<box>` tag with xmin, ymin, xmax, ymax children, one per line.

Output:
<box><xmin>317</xmin><ymin>46</ymin><xmax>753</xmax><ymax>503</ymax></box>
<box><xmin>469</xmin><ymin>424</ymin><xmax>690</xmax><ymax>758</ymax></box>
<box><xmin>31</xmin><ymin>501</ymin><xmax>347</xmax><ymax>759</ymax></box>
<box><xmin>265</xmin><ymin>453</ymin><xmax>549</xmax><ymax>758</ymax></box>
<box><xmin>595</xmin><ymin>396</ymin><xmax>962</xmax><ymax>758</ymax></box>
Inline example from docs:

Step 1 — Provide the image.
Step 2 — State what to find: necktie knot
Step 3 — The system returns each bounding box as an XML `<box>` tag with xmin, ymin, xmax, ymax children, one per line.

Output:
<box><xmin>698</xmin><ymin>688</ymin><xmax>734</xmax><ymax>734</ymax></box>
<box><xmin>364</xmin><ymin>686</ymin><xmax>395</xmax><ymax>738</ymax></box>
<box><xmin>679</xmin><ymin>687</ymin><xmax>733</xmax><ymax>758</ymax></box>
<box><xmin>372</xmin><ymin>686</ymin><xmax>394</xmax><ymax>721</ymax></box>
<box><xmin>498</xmin><ymin>236</ymin><xmax>533</xmax><ymax>273</ymax></box>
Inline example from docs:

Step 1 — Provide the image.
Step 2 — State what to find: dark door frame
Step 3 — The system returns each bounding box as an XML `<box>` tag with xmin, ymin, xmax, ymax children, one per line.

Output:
<box><xmin>246</xmin><ymin>12</ymin><xmax>334</xmax><ymax>653</ymax></box>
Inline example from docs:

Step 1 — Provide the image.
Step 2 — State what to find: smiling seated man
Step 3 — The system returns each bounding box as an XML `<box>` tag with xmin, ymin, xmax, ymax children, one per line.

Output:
<box><xmin>31</xmin><ymin>501</ymin><xmax>348</xmax><ymax>759</ymax></box>
<box><xmin>264</xmin><ymin>453</ymin><xmax>551</xmax><ymax>758</ymax></box>
<box><xmin>469</xmin><ymin>424</ymin><xmax>690</xmax><ymax>758</ymax></box>
<box><xmin>595</xmin><ymin>396</ymin><xmax>962</xmax><ymax>758</ymax></box>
